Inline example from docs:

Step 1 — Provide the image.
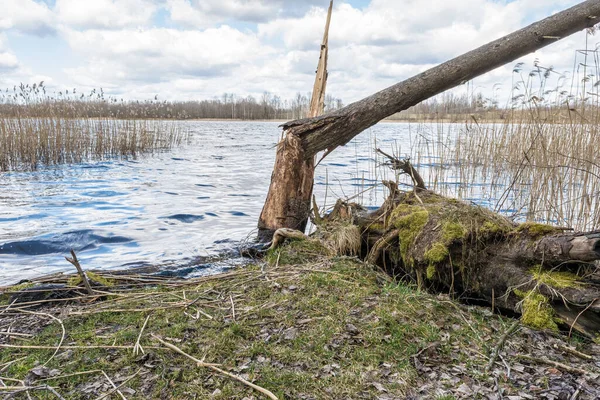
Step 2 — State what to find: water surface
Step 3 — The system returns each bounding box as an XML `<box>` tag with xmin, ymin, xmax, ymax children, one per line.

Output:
<box><xmin>0</xmin><ymin>121</ymin><xmax>492</xmax><ymax>285</ymax></box>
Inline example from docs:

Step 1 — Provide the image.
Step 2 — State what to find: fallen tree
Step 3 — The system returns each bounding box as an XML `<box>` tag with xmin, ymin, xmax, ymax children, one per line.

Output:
<box><xmin>258</xmin><ymin>0</ymin><xmax>600</xmax><ymax>240</ymax></box>
<box><xmin>255</xmin><ymin>1</ymin><xmax>600</xmax><ymax>337</ymax></box>
<box><xmin>298</xmin><ymin>155</ymin><xmax>599</xmax><ymax>338</ymax></box>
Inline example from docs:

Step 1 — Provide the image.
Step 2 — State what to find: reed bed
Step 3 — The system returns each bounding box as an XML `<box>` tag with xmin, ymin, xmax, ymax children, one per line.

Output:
<box><xmin>0</xmin><ymin>83</ymin><xmax>190</xmax><ymax>172</ymax></box>
<box><xmin>0</xmin><ymin>116</ymin><xmax>187</xmax><ymax>172</ymax></box>
<box><xmin>399</xmin><ymin>50</ymin><xmax>600</xmax><ymax>232</ymax></box>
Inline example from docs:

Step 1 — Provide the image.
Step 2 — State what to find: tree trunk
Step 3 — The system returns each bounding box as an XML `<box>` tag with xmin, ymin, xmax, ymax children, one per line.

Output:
<box><xmin>333</xmin><ymin>186</ymin><xmax>600</xmax><ymax>337</ymax></box>
<box><xmin>258</xmin><ymin>1</ymin><xmax>333</xmax><ymax>241</ymax></box>
<box><xmin>258</xmin><ymin>0</ymin><xmax>600</xmax><ymax>240</ymax></box>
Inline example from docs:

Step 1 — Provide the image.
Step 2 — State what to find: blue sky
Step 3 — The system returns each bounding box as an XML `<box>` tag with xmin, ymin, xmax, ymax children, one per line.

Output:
<box><xmin>0</xmin><ymin>0</ymin><xmax>593</xmax><ymax>104</ymax></box>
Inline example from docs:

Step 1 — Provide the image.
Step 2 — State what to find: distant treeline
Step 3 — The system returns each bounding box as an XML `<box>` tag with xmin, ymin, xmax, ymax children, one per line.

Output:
<box><xmin>390</xmin><ymin>92</ymin><xmax>502</xmax><ymax>120</ymax></box>
<box><xmin>0</xmin><ymin>83</ymin><xmax>344</xmax><ymax>120</ymax></box>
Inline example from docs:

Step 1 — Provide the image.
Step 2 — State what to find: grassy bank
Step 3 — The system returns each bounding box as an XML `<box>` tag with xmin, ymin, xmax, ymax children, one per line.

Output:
<box><xmin>1</xmin><ymin>243</ymin><xmax>599</xmax><ymax>399</ymax></box>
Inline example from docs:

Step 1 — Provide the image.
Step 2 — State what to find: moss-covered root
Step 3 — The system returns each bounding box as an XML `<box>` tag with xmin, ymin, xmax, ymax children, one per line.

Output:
<box><xmin>390</xmin><ymin>204</ymin><xmax>429</xmax><ymax>267</ymax></box>
<box><xmin>516</xmin><ymin>222</ymin><xmax>559</xmax><ymax>238</ymax></box>
<box><xmin>67</xmin><ymin>271</ymin><xmax>115</xmax><ymax>288</ymax></box>
<box><xmin>515</xmin><ymin>289</ymin><xmax>559</xmax><ymax>331</ymax></box>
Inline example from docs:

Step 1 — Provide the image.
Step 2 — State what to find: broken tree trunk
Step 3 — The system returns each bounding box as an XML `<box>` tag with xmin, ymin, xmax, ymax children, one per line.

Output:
<box><xmin>346</xmin><ymin>183</ymin><xmax>600</xmax><ymax>338</ymax></box>
<box><xmin>258</xmin><ymin>0</ymin><xmax>333</xmax><ymax>241</ymax></box>
<box><xmin>257</xmin><ymin>0</ymin><xmax>600</xmax><ymax>241</ymax></box>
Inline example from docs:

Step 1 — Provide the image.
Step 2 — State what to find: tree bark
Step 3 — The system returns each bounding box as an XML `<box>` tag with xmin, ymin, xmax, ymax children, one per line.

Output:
<box><xmin>258</xmin><ymin>1</ymin><xmax>333</xmax><ymax>241</ymax></box>
<box><xmin>349</xmin><ymin>187</ymin><xmax>600</xmax><ymax>338</ymax></box>
<box><xmin>258</xmin><ymin>0</ymin><xmax>600</xmax><ymax>240</ymax></box>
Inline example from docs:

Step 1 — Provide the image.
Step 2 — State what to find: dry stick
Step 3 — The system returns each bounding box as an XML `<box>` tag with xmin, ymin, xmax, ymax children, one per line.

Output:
<box><xmin>44</xmin><ymin>385</ymin><xmax>66</xmax><ymax>400</ymax></box>
<box><xmin>367</xmin><ymin>229</ymin><xmax>399</xmax><ymax>265</ymax></box>
<box><xmin>517</xmin><ymin>355</ymin><xmax>589</xmax><ymax>375</ymax></box>
<box><xmin>40</xmin><ymin>370</ymin><xmax>104</xmax><ymax>382</ymax></box>
<box><xmin>0</xmin><ymin>376</ymin><xmax>23</xmax><ymax>384</ymax></box>
<box><xmin>0</xmin><ymin>344</ymin><xmax>163</xmax><ymax>350</ymax></box>
<box><xmin>68</xmin><ymin>304</ymin><xmax>188</xmax><ymax>315</ymax></box>
<box><xmin>554</xmin><ymin>344</ymin><xmax>593</xmax><ymax>361</ymax></box>
<box><xmin>133</xmin><ymin>315</ymin><xmax>151</xmax><ymax>356</ymax></box>
<box><xmin>0</xmin><ymin>295</ymin><xmax>97</xmax><ymax>310</ymax></box>
<box><xmin>0</xmin><ymin>385</ymin><xmax>64</xmax><ymax>399</ymax></box>
<box><xmin>0</xmin><ymin>357</ymin><xmax>26</xmax><ymax>373</ymax></box>
<box><xmin>485</xmin><ymin>320</ymin><xmax>520</xmax><ymax>373</ymax></box>
<box><xmin>152</xmin><ymin>335</ymin><xmax>278</xmax><ymax>400</ymax></box>
<box><xmin>568</xmin><ymin>298</ymin><xmax>598</xmax><ymax>339</ymax></box>
<box><xmin>0</xmin><ymin>299</ymin><xmax>17</xmax><ymax>316</ymax></box>
<box><xmin>101</xmin><ymin>371</ymin><xmax>127</xmax><ymax>400</ymax></box>
<box><xmin>65</xmin><ymin>249</ymin><xmax>94</xmax><ymax>296</ymax></box>
<box><xmin>230</xmin><ymin>295</ymin><xmax>236</xmax><ymax>321</ymax></box>
<box><xmin>94</xmin><ymin>370</ymin><xmax>140</xmax><ymax>400</ymax></box>
<box><xmin>13</xmin><ymin>309</ymin><xmax>65</xmax><ymax>366</ymax></box>
<box><xmin>0</xmin><ymin>332</ymin><xmax>33</xmax><ymax>338</ymax></box>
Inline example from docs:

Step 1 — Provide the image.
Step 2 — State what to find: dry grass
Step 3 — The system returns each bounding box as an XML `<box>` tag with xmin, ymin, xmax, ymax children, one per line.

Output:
<box><xmin>0</xmin><ymin>116</ymin><xmax>187</xmax><ymax>171</ymax></box>
<box><xmin>389</xmin><ymin>46</ymin><xmax>600</xmax><ymax>232</ymax></box>
<box><xmin>0</xmin><ymin>243</ymin><xmax>598</xmax><ymax>399</ymax></box>
<box><xmin>0</xmin><ymin>83</ymin><xmax>189</xmax><ymax>171</ymax></box>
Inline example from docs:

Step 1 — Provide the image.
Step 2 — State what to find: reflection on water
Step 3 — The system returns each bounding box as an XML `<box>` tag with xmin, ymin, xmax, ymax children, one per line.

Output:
<box><xmin>0</xmin><ymin>121</ymin><xmax>502</xmax><ymax>285</ymax></box>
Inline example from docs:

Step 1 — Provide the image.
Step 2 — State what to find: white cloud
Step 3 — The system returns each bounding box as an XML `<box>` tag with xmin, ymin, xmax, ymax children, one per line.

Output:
<box><xmin>256</xmin><ymin>0</ymin><xmax>590</xmax><ymax>102</ymax></box>
<box><xmin>166</xmin><ymin>0</ymin><xmax>274</xmax><ymax>28</ymax></box>
<box><xmin>166</xmin><ymin>0</ymin><xmax>331</xmax><ymax>28</ymax></box>
<box><xmin>0</xmin><ymin>52</ymin><xmax>19</xmax><ymax>71</ymax></box>
<box><xmin>55</xmin><ymin>0</ymin><xmax>158</xmax><ymax>30</ymax></box>
<box><xmin>0</xmin><ymin>0</ymin><xmax>594</xmax><ymax>105</ymax></box>
<box><xmin>0</xmin><ymin>35</ymin><xmax>18</xmax><ymax>72</ymax></box>
<box><xmin>60</xmin><ymin>25</ymin><xmax>275</xmax><ymax>96</ymax></box>
<box><xmin>0</xmin><ymin>0</ymin><xmax>55</xmax><ymax>35</ymax></box>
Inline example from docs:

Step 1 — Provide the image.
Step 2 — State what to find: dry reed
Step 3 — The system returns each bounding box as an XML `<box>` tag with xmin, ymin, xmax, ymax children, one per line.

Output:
<box><xmin>393</xmin><ymin>44</ymin><xmax>600</xmax><ymax>232</ymax></box>
<box><xmin>0</xmin><ymin>84</ymin><xmax>188</xmax><ymax>171</ymax></box>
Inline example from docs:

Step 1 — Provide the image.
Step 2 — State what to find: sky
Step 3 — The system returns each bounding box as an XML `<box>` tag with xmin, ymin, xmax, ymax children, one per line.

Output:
<box><xmin>0</xmin><ymin>0</ymin><xmax>597</xmax><ymax>105</ymax></box>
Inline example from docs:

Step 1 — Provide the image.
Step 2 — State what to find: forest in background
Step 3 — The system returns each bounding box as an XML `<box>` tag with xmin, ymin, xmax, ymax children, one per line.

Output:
<box><xmin>0</xmin><ymin>84</ymin><xmax>344</xmax><ymax>120</ymax></box>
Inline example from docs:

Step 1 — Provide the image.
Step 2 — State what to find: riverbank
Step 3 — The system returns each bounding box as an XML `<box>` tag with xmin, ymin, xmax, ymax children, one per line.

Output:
<box><xmin>1</xmin><ymin>243</ymin><xmax>599</xmax><ymax>399</ymax></box>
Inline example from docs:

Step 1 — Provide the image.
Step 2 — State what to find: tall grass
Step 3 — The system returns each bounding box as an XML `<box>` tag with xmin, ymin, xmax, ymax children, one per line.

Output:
<box><xmin>404</xmin><ymin>46</ymin><xmax>600</xmax><ymax>232</ymax></box>
<box><xmin>0</xmin><ymin>84</ymin><xmax>188</xmax><ymax>171</ymax></box>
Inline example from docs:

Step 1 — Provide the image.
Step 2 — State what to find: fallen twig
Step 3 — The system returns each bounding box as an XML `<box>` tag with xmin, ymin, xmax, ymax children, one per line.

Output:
<box><xmin>517</xmin><ymin>354</ymin><xmax>589</xmax><ymax>375</ymax></box>
<box><xmin>485</xmin><ymin>320</ymin><xmax>520</xmax><ymax>373</ymax></box>
<box><xmin>65</xmin><ymin>249</ymin><xmax>95</xmax><ymax>296</ymax></box>
<box><xmin>0</xmin><ymin>385</ymin><xmax>65</xmax><ymax>399</ymax></box>
<box><xmin>133</xmin><ymin>315</ymin><xmax>150</xmax><ymax>356</ymax></box>
<box><xmin>100</xmin><ymin>371</ymin><xmax>127</xmax><ymax>400</ymax></box>
<box><xmin>554</xmin><ymin>344</ymin><xmax>593</xmax><ymax>361</ymax></box>
<box><xmin>0</xmin><ymin>344</ymin><xmax>162</xmax><ymax>350</ymax></box>
<box><xmin>94</xmin><ymin>370</ymin><xmax>140</xmax><ymax>400</ymax></box>
<box><xmin>152</xmin><ymin>335</ymin><xmax>279</xmax><ymax>400</ymax></box>
<box><xmin>13</xmin><ymin>309</ymin><xmax>65</xmax><ymax>366</ymax></box>
<box><xmin>230</xmin><ymin>295</ymin><xmax>236</xmax><ymax>321</ymax></box>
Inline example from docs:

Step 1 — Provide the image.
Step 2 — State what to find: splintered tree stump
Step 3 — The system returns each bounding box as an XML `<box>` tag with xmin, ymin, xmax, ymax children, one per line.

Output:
<box><xmin>346</xmin><ymin>188</ymin><xmax>600</xmax><ymax>339</ymax></box>
<box><xmin>258</xmin><ymin>1</ymin><xmax>600</xmax><ymax>242</ymax></box>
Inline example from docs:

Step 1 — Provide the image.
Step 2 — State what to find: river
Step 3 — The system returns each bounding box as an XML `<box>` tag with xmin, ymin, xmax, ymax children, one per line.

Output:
<box><xmin>0</xmin><ymin>120</ymin><xmax>487</xmax><ymax>285</ymax></box>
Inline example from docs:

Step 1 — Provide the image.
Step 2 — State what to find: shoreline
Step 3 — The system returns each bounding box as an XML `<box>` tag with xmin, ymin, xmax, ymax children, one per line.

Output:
<box><xmin>1</xmin><ymin>245</ymin><xmax>599</xmax><ymax>399</ymax></box>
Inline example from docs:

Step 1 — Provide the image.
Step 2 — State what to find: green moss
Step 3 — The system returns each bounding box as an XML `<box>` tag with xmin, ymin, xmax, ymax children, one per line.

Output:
<box><xmin>367</xmin><ymin>222</ymin><xmax>386</xmax><ymax>232</ymax></box>
<box><xmin>68</xmin><ymin>271</ymin><xmax>115</xmax><ymax>288</ymax></box>
<box><xmin>479</xmin><ymin>221</ymin><xmax>508</xmax><ymax>237</ymax></box>
<box><xmin>426</xmin><ymin>264</ymin><xmax>437</xmax><ymax>280</ymax></box>
<box><xmin>531</xmin><ymin>267</ymin><xmax>582</xmax><ymax>289</ymax></box>
<box><xmin>0</xmin><ymin>282</ymin><xmax>35</xmax><ymax>304</ymax></box>
<box><xmin>424</xmin><ymin>243</ymin><xmax>449</xmax><ymax>265</ymax></box>
<box><xmin>390</xmin><ymin>204</ymin><xmax>429</xmax><ymax>266</ymax></box>
<box><xmin>421</xmin><ymin>222</ymin><xmax>464</xmax><ymax>272</ymax></box>
<box><xmin>516</xmin><ymin>222</ymin><xmax>557</xmax><ymax>237</ymax></box>
<box><xmin>515</xmin><ymin>289</ymin><xmax>558</xmax><ymax>331</ymax></box>
<box><xmin>265</xmin><ymin>239</ymin><xmax>329</xmax><ymax>266</ymax></box>
<box><xmin>441</xmin><ymin>221</ymin><xmax>466</xmax><ymax>243</ymax></box>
